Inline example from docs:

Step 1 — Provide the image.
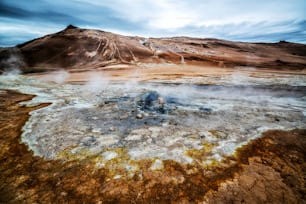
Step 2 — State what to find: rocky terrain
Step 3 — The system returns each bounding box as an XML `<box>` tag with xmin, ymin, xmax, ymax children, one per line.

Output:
<box><xmin>0</xmin><ymin>70</ymin><xmax>305</xmax><ymax>203</ymax></box>
<box><xmin>1</xmin><ymin>25</ymin><xmax>306</xmax><ymax>74</ymax></box>
<box><xmin>0</xmin><ymin>89</ymin><xmax>305</xmax><ymax>203</ymax></box>
<box><xmin>0</xmin><ymin>26</ymin><xmax>305</xmax><ymax>203</ymax></box>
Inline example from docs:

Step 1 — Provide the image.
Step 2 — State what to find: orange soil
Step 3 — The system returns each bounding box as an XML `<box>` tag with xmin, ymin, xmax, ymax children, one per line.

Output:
<box><xmin>29</xmin><ymin>65</ymin><xmax>306</xmax><ymax>83</ymax></box>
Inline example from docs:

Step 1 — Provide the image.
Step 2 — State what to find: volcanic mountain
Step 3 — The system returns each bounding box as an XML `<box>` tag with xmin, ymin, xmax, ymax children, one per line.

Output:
<box><xmin>1</xmin><ymin>25</ymin><xmax>306</xmax><ymax>74</ymax></box>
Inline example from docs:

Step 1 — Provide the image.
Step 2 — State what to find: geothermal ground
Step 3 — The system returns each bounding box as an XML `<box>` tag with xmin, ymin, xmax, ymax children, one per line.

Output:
<box><xmin>0</xmin><ymin>65</ymin><xmax>305</xmax><ymax>203</ymax></box>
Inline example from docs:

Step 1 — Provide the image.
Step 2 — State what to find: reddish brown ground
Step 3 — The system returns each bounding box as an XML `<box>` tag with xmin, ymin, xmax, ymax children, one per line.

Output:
<box><xmin>0</xmin><ymin>90</ymin><xmax>305</xmax><ymax>203</ymax></box>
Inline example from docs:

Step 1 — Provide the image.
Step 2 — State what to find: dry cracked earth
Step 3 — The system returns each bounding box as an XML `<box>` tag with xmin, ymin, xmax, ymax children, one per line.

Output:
<box><xmin>0</xmin><ymin>68</ymin><xmax>305</xmax><ymax>204</ymax></box>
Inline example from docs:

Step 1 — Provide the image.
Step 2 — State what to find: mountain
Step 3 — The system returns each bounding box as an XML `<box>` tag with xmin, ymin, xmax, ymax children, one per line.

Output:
<box><xmin>1</xmin><ymin>25</ymin><xmax>306</xmax><ymax>74</ymax></box>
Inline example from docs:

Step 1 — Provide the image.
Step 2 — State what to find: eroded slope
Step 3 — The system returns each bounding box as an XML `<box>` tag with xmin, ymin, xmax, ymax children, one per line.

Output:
<box><xmin>1</xmin><ymin>25</ymin><xmax>306</xmax><ymax>74</ymax></box>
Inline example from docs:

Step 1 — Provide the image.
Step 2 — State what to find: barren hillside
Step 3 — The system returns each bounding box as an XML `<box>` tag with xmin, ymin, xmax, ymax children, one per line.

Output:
<box><xmin>1</xmin><ymin>25</ymin><xmax>306</xmax><ymax>74</ymax></box>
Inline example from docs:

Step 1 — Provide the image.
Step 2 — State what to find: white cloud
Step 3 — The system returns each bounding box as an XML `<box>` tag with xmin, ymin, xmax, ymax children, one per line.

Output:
<box><xmin>74</xmin><ymin>0</ymin><xmax>306</xmax><ymax>29</ymax></box>
<box><xmin>0</xmin><ymin>21</ymin><xmax>60</xmax><ymax>36</ymax></box>
<box><xmin>0</xmin><ymin>18</ymin><xmax>63</xmax><ymax>46</ymax></box>
<box><xmin>1</xmin><ymin>0</ymin><xmax>305</xmax><ymax>45</ymax></box>
<box><xmin>74</xmin><ymin>0</ymin><xmax>196</xmax><ymax>29</ymax></box>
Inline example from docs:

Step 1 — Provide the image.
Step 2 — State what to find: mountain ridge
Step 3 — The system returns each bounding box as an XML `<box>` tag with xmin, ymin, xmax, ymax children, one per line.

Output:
<box><xmin>1</xmin><ymin>25</ymin><xmax>306</xmax><ymax>74</ymax></box>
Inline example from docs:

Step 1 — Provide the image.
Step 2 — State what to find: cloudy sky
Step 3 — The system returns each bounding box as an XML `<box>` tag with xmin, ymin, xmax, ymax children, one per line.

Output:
<box><xmin>0</xmin><ymin>0</ymin><xmax>305</xmax><ymax>46</ymax></box>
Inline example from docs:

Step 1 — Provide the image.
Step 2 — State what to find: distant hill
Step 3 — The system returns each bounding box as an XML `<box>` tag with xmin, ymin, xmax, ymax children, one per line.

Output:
<box><xmin>1</xmin><ymin>25</ymin><xmax>306</xmax><ymax>74</ymax></box>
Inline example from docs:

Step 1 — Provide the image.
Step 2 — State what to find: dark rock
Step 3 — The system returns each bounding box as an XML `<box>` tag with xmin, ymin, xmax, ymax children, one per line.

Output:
<box><xmin>199</xmin><ymin>107</ymin><xmax>213</xmax><ymax>113</ymax></box>
<box><xmin>165</xmin><ymin>97</ymin><xmax>178</xmax><ymax>104</ymax></box>
<box><xmin>138</xmin><ymin>91</ymin><xmax>167</xmax><ymax>114</ymax></box>
<box><xmin>80</xmin><ymin>135</ymin><xmax>97</xmax><ymax>147</ymax></box>
<box><xmin>143</xmin><ymin>91</ymin><xmax>160</xmax><ymax>107</ymax></box>
<box><xmin>65</xmin><ymin>24</ymin><xmax>78</xmax><ymax>30</ymax></box>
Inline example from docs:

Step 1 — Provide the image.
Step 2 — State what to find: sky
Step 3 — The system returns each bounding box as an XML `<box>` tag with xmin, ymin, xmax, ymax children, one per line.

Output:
<box><xmin>0</xmin><ymin>0</ymin><xmax>306</xmax><ymax>46</ymax></box>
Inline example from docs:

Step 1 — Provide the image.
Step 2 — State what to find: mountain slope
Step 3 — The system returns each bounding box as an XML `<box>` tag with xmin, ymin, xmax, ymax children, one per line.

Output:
<box><xmin>1</xmin><ymin>25</ymin><xmax>306</xmax><ymax>74</ymax></box>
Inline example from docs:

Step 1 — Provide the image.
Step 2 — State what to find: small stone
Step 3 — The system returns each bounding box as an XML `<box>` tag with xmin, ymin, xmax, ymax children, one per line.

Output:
<box><xmin>162</xmin><ymin>122</ymin><xmax>168</xmax><ymax>127</ymax></box>
<box><xmin>60</xmin><ymin>191</ymin><xmax>67</xmax><ymax>196</ymax></box>
<box><xmin>158</xmin><ymin>96</ymin><xmax>165</xmax><ymax>104</ymax></box>
<box><xmin>136</xmin><ymin>113</ymin><xmax>143</xmax><ymax>119</ymax></box>
<box><xmin>102</xmin><ymin>151</ymin><xmax>118</xmax><ymax>161</ymax></box>
<box><xmin>239</xmin><ymin>175</ymin><xmax>256</xmax><ymax>190</ymax></box>
<box><xmin>150</xmin><ymin>159</ymin><xmax>164</xmax><ymax>171</ymax></box>
<box><xmin>113</xmin><ymin>175</ymin><xmax>122</xmax><ymax>179</ymax></box>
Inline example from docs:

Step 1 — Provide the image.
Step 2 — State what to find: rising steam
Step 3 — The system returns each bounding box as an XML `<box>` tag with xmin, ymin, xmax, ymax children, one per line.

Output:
<box><xmin>40</xmin><ymin>70</ymin><xmax>70</xmax><ymax>84</ymax></box>
<box><xmin>83</xmin><ymin>72</ymin><xmax>110</xmax><ymax>92</ymax></box>
<box><xmin>0</xmin><ymin>48</ymin><xmax>24</xmax><ymax>75</ymax></box>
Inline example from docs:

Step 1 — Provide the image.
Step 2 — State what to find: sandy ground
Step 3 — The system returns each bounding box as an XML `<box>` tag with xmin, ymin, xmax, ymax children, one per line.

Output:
<box><xmin>28</xmin><ymin>64</ymin><xmax>306</xmax><ymax>83</ymax></box>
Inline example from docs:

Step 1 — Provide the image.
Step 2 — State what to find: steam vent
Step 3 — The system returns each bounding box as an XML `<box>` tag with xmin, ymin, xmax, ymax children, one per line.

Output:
<box><xmin>0</xmin><ymin>25</ymin><xmax>306</xmax><ymax>203</ymax></box>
